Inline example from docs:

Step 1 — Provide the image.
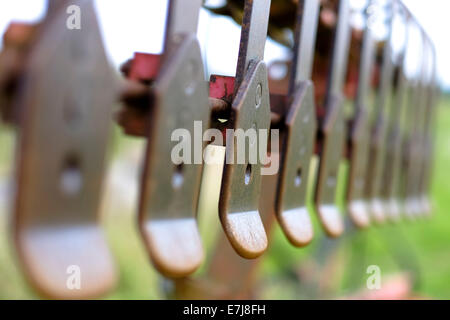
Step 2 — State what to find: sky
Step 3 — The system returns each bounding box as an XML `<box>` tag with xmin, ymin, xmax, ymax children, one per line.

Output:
<box><xmin>0</xmin><ymin>0</ymin><xmax>449</xmax><ymax>89</ymax></box>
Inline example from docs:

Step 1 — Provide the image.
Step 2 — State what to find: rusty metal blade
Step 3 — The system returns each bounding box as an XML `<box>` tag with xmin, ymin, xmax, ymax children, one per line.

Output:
<box><xmin>314</xmin><ymin>0</ymin><xmax>351</xmax><ymax>237</ymax></box>
<box><xmin>379</xmin><ymin>6</ymin><xmax>410</xmax><ymax>221</ymax></box>
<box><xmin>138</xmin><ymin>34</ymin><xmax>209</xmax><ymax>278</ymax></box>
<box><xmin>325</xmin><ymin>0</ymin><xmax>351</xmax><ymax>102</ymax></box>
<box><xmin>273</xmin><ymin>0</ymin><xmax>319</xmax><ymax>246</ymax></box>
<box><xmin>365</xmin><ymin>4</ymin><xmax>394</xmax><ymax>224</ymax></box>
<box><xmin>219</xmin><ymin>60</ymin><xmax>271</xmax><ymax>258</ymax></box>
<box><xmin>13</xmin><ymin>0</ymin><xmax>117</xmax><ymax>299</ymax></box>
<box><xmin>417</xmin><ymin>40</ymin><xmax>437</xmax><ymax>217</ymax></box>
<box><xmin>275</xmin><ymin>81</ymin><xmax>316</xmax><ymax>246</ymax></box>
<box><xmin>355</xmin><ymin>24</ymin><xmax>375</xmax><ymax>110</ymax></box>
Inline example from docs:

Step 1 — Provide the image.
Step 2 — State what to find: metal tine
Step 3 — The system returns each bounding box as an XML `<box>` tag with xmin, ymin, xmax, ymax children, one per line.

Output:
<box><xmin>380</xmin><ymin>4</ymin><xmax>410</xmax><ymax>222</ymax></box>
<box><xmin>404</xmin><ymin>30</ymin><xmax>429</xmax><ymax>219</ymax></box>
<box><xmin>218</xmin><ymin>0</ymin><xmax>272</xmax><ymax>258</ymax></box>
<box><xmin>174</xmin><ymin>172</ymin><xmax>279</xmax><ymax>299</ymax></box>
<box><xmin>399</xmin><ymin>41</ymin><xmax>419</xmax><ymax>223</ymax></box>
<box><xmin>417</xmin><ymin>39</ymin><xmax>433</xmax><ymax>217</ymax></box>
<box><xmin>289</xmin><ymin>0</ymin><xmax>321</xmax><ymax>91</ymax></box>
<box><xmin>185</xmin><ymin>0</ymin><xmax>313</xmax><ymax>291</ymax></box>
<box><xmin>417</xmin><ymin>39</ymin><xmax>437</xmax><ymax>217</ymax></box>
<box><xmin>393</xmin><ymin>0</ymin><xmax>435</xmax><ymax>221</ymax></box>
<box><xmin>273</xmin><ymin>0</ymin><xmax>319</xmax><ymax>246</ymax></box>
<box><xmin>137</xmin><ymin>0</ymin><xmax>209</xmax><ymax>277</ymax></box>
<box><xmin>234</xmin><ymin>0</ymin><xmax>271</xmax><ymax>92</ymax></box>
<box><xmin>354</xmin><ymin>7</ymin><xmax>376</xmax><ymax>113</ymax></box>
<box><xmin>325</xmin><ymin>0</ymin><xmax>352</xmax><ymax>103</ymax></box>
<box><xmin>366</xmin><ymin>1</ymin><xmax>394</xmax><ymax>224</ymax></box>
<box><xmin>313</xmin><ymin>0</ymin><xmax>352</xmax><ymax>237</ymax></box>
<box><xmin>346</xmin><ymin>0</ymin><xmax>377</xmax><ymax>229</ymax></box>
<box><xmin>11</xmin><ymin>0</ymin><xmax>117</xmax><ymax>298</ymax></box>
<box><xmin>414</xmin><ymin>33</ymin><xmax>434</xmax><ymax>218</ymax></box>
<box><xmin>163</xmin><ymin>0</ymin><xmax>202</xmax><ymax>54</ymax></box>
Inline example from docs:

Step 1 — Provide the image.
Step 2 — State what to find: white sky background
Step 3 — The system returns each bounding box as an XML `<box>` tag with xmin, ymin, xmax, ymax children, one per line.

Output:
<box><xmin>0</xmin><ymin>0</ymin><xmax>449</xmax><ymax>90</ymax></box>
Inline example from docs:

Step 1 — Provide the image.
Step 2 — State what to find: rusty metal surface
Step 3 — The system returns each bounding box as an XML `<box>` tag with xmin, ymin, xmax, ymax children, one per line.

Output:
<box><xmin>175</xmin><ymin>171</ymin><xmax>278</xmax><ymax>299</ymax></box>
<box><xmin>397</xmin><ymin>15</ymin><xmax>431</xmax><ymax>221</ymax></box>
<box><xmin>381</xmin><ymin>53</ymin><xmax>409</xmax><ymax>222</ymax></box>
<box><xmin>218</xmin><ymin>0</ymin><xmax>271</xmax><ymax>259</ymax></box>
<box><xmin>314</xmin><ymin>0</ymin><xmax>351</xmax><ymax>237</ymax></box>
<box><xmin>273</xmin><ymin>0</ymin><xmax>319</xmax><ymax>247</ymax></box>
<box><xmin>130</xmin><ymin>0</ymin><xmax>209</xmax><ymax>278</ymax></box>
<box><xmin>138</xmin><ymin>34</ymin><xmax>209</xmax><ymax>277</ymax></box>
<box><xmin>12</xmin><ymin>0</ymin><xmax>117</xmax><ymax>299</ymax></box>
<box><xmin>220</xmin><ymin>60</ymin><xmax>271</xmax><ymax>258</ymax></box>
<box><xmin>164</xmin><ymin>0</ymin><xmax>202</xmax><ymax>55</ymax></box>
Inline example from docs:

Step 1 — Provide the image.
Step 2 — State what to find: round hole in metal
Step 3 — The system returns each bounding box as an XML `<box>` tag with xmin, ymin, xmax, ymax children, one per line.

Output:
<box><xmin>60</xmin><ymin>154</ymin><xmax>83</xmax><ymax>196</ymax></box>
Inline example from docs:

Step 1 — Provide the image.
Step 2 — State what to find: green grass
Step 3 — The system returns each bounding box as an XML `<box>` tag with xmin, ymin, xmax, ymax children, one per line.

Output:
<box><xmin>0</xmin><ymin>96</ymin><xmax>450</xmax><ymax>299</ymax></box>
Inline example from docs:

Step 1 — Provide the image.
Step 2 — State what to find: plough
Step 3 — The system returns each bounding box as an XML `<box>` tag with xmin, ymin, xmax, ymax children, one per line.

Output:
<box><xmin>0</xmin><ymin>0</ymin><xmax>438</xmax><ymax>299</ymax></box>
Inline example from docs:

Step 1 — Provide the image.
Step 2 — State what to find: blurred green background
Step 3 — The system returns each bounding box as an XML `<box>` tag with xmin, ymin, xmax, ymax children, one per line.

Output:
<box><xmin>0</xmin><ymin>95</ymin><xmax>449</xmax><ymax>300</ymax></box>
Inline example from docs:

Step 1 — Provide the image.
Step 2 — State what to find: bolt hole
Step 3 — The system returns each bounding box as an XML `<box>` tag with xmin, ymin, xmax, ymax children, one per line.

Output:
<box><xmin>60</xmin><ymin>155</ymin><xmax>83</xmax><ymax>196</ymax></box>
<box><xmin>244</xmin><ymin>164</ymin><xmax>252</xmax><ymax>185</ymax></box>
<box><xmin>172</xmin><ymin>163</ymin><xmax>184</xmax><ymax>189</ymax></box>
<box><xmin>295</xmin><ymin>167</ymin><xmax>302</xmax><ymax>187</ymax></box>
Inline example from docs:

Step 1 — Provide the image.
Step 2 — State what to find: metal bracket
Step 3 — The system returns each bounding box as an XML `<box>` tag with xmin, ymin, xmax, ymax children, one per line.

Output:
<box><xmin>217</xmin><ymin>0</ymin><xmax>271</xmax><ymax>259</ymax></box>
